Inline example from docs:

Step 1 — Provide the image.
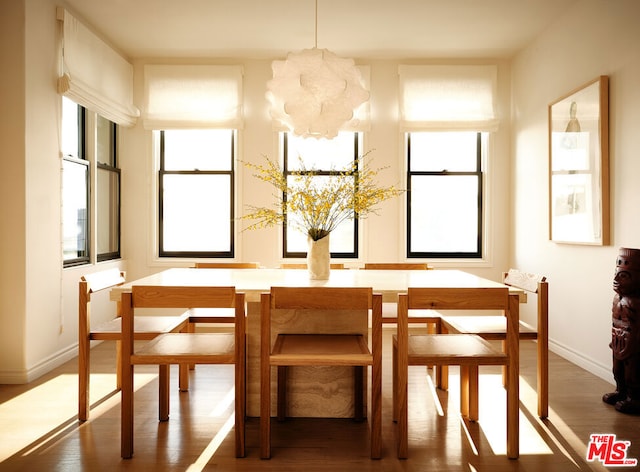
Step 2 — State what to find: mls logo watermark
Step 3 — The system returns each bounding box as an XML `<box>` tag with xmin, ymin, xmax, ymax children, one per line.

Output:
<box><xmin>587</xmin><ymin>434</ymin><xmax>638</xmax><ymax>466</ymax></box>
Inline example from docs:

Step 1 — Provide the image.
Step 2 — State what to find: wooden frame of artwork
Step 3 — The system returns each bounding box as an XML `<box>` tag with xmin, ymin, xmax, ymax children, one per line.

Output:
<box><xmin>548</xmin><ymin>76</ymin><xmax>609</xmax><ymax>245</ymax></box>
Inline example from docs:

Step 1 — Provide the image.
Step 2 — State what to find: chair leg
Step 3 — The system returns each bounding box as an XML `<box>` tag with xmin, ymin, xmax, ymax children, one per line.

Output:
<box><xmin>371</xmin><ymin>361</ymin><xmax>382</xmax><ymax>459</ymax></box>
<box><xmin>277</xmin><ymin>366</ymin><xmax>287</xmax><ymax>421</ymax></box>
<box><xmin>436</xmin><ymin>324</ymin><xmax>449</xmax><ymax>391</ymax></box>
<box><xmin>235</xmin><ymin>347</ymin><xmax>246</xmax><ymax>458</ymax></box>
<box><xmin>501</xmin><ymin>340</ymin><xmax>507</xmax><ymax>387</ymax></box>
<box><xmin>460</xmin><ymin>365</ymin><xmax>470</xmax><ymax>418</ymax></box>
<box><xmin>179</xmin><ymin>364</ymin><xmax>189</xmax><ymax>392</ymax></box>
<box><xmin>78</xmin><ymin>337</ymin><xmax>90</xmax><ymax>422</ymax></box>
<box><xmin>116</xmin><ymin>340</ymin><xmax>123</xmax><ymax>390</ymax></box>
<box><xmin>392</xmin><ymin>340</ymin><xmax>397</xmax><ymax>422</ymax></box>
<box><xmin>260</xmin><ymin>367</ymin><xmax>271</xmax><ymax>459</ymax></box>
<box><xmin>354</xmin><ymin>366</ymin><xmax>364</xmax><ymax>422</ymax></box>
<box><xmin>159</xmin><ymin>364</ymin><xmax>170</xmax><ymax>421</ymax></box>
<box><xmin>538</xmin><ymin>336</ymin><xmax>549</xmax><ymax>418</ymax></box>
<box><xmin>187</xmin><ymin>321</ymin><xmax>196</xmax><ymax>370</ymax></box>
<box><xmin>397</xmin><ymin>357</ymin><xmax>409</xmax><ymax>459</ymax></box>
<box><xmin>468</xmin><ymin>365</ymin><xmax>479</xmax><ymax>422</ymax></box>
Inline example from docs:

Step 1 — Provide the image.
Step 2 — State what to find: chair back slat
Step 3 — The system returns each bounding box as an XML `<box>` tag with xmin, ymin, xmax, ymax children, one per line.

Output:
<box><xmin>364</xmin><ymin>263</ymin><xmax>429</xmax><ymax>270</ymax></box>
<box><xmin>195</xmin><ymin>262</ymin><xmax>260</xmax><ymax>268</ymax></box>
<box><xmin>132</xmin><ymin>285</ymin><xmax>237</xmax><ymax>308</ymax></box>
<box><xmin>270</xmin><ymin>287</ymin><xmax>372</xmax><ymax>310</ymax></box>
<box><xmin>504</xmin><ymin>269</ymin><xmax>546</xmax><ymax>293</ymax></box>
<box><xmin>82</xmin><ymin>268</ymin><xmax>125</xmax><ymax>293</ymax></box>
<box><xmin>408</xmin><ymin>287</ymin><xmax>509</xmax><ymax>310</ymax></box>
<box><xmin>280</xmin><ymin>263</ymin><xmax>345</xmax><ymax>269</ymax></box>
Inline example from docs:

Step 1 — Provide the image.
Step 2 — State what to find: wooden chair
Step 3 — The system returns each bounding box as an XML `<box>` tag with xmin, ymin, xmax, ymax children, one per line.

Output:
<box><xmin>260</xmin><ymin>287</ymin><xmax>382</xmax><ymax>459</ymax></box>
<box><xmin>78</xmin><ymin>268</ymin><xmax>189</xmax><ymax>422</ymax></box>
<box><xmin>440</xmin><ymin>269</ymin><xmax>549</xmax><ymax>418</ymax></box>
<box><xmin>393</xmin><ymin>286</ymin><xmax>519</xmax><ymax>459</ymax></box>
<box><xmin>120</xmin><ymin>285</ymin><xmax>246</xmax><ymax>459</ymax></box>
<box><xmin>279</xmin><ymin>263</ymin><xmax>345</xmax><ymax>269</ymax></box>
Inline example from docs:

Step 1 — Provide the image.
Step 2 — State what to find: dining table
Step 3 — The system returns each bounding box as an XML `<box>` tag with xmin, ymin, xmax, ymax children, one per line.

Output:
<box><xmin>110</xmin><ymin>266</ymin><xmax>520</xmax><ymax>431</ymax></box>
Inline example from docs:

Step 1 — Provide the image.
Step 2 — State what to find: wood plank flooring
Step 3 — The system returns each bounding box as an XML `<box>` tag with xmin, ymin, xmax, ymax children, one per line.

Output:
<box><xmin>0</xmin><ymin>330</ymin><xmax>636</xmax><ymax>471</ymax></box>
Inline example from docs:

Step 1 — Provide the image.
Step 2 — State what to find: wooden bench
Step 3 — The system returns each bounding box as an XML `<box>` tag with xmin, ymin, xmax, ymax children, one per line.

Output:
<box><xmin>78</xmin><ymin>268</ymin><xmax>189</xmax><ymax>422</ymax></box>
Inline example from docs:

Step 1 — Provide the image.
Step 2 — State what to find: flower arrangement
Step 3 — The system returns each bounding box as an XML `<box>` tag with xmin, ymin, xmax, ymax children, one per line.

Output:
<box><xmin>241</xmin><ymin>151</ymin><xmax>401</xmax><ymax>241</ymax></box>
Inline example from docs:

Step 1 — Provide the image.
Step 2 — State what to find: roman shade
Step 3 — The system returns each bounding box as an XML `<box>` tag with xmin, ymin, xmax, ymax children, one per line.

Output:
<box><xmin>57</xmin><ymin>8</ymin><xmax>139</xmax><ymax>127</ymax></box>
<box><xmin>399</xmin><ymin>65</ymin><xmax>499</xmax><ymax>131</ymax></box>
<box><xmin>143</xmin><ymin>65</ymin><xmax>244</xmax><ymax>130</ymax></box>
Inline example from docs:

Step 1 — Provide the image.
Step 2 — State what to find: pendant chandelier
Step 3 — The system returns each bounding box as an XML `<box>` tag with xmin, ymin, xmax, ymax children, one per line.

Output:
<box><xmin>266</xmin><ymin>0</ymin><xmax>370</xmax><ymax>139</ymax></box>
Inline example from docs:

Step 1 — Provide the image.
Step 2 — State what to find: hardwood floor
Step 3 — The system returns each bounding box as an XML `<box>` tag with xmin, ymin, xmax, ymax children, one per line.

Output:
<box><xmin>0</xmin><ymin>331</ymin><xmax>634</xmax><ymax>471</ymax></box>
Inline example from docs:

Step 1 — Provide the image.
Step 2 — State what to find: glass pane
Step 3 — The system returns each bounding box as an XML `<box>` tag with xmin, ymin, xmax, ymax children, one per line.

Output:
<box><xmin>286</xmin><ymin>132</ymin><xmax>355</xmax><ymax>171</ymax></box>
<box><xmin>61</xmin><ymin>97</ymin><xmax>81</xmax><ymax>158</ymax></box>
<box><xmin>97</xmin><ymin>168</ymin><xmax>120</xmax><ymax>256</ymax></box>
<box><xmin>410</xmin><ymin>175</ymin><xmax>479</xmax><ymax>253</ymax></box>
<box><xmin>97</xmin><ymin>116</ymin><xmax>115</xmax><ymax>166</ymax></box>
<box><xmin>286</xmin><ymin>218</ymin><xmax>354</xmax><ymax>254</ymax></box>
<box><xmin>164</xmin><ymin>129</ymin><xmax>232</xmax><ymax>171</ymax></box>
<box><xmin>409</xmin><ymin>131</ymin><xmax>478</xmax><ymax>172</ymax></box>
<box><xmin>285</xmin><ymin>173</ymin><xmax>356</xmax><ymax>254</ymax></box>
<box><xmin>162</xmin><ymin>174</ymin><xmax>231</xmax><ymax>252</ymax></box>
<box><xmin>62</xmin><ymin>160</ymin><xmax>89</xmax><ymax>261</ymax></box>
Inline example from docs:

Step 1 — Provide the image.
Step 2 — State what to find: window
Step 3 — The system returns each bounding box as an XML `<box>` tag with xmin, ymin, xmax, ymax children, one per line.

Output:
<box><xmin>407</xmin><ymin>131</ymin><xmax>485</xmax><ymax>259</ymax></box>
<box><xmin>62</xmin><ymin>97</ymin><xmax>89</xmax><ymax>267</ymax></box>
<box><xmin>159</xmin><ymin>129</ymin><xmax>235</xmax><ymax>258</ymax></box>
<box><xmin>96</xmin><ymin>115</ymin><xmax>120</xmax><ymax>261</ymax></box>
<box><xmin>282</xmin><ymin>131</ymin><xmax>361</xmax><ymax>258</ymax></box>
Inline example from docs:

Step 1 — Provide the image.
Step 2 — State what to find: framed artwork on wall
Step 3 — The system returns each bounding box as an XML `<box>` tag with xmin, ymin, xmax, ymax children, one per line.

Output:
<box><xmin>548</xmin><ymin>76</ymin><xmax>609</xmax><ymax>245</ymax></box>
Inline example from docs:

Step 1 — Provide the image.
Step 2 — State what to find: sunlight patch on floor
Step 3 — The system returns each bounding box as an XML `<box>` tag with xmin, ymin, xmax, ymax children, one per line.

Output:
<box><xmin>186</xmin><ymin>412</ymin><xmax>235</xmax><ymax>471</ymax></box>
<box><xmin>209</xmin><ymin>386</ymin><xmax>235</xmax><ymax>417</ymax></box>
<box><xmin>0</xmin><ymin>373</ymin><xmax>156</xmax><ymax>461</ymax></box>
<box><xmin>476</xmin><ymin>374</ymin><xmax>553</xmax><ymax>456</ymax></box>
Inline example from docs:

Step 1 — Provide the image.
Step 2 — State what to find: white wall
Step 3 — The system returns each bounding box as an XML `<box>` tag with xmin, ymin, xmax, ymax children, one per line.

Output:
<box><xmin>0</xmin><ymin>0</ymin><xmax>27</xmax><ymax>382</ymax></box>
<box><xmin>511</xmin><ymin>0</ymin><xmax>640</xmax><ymax>381</ymax></box>
<box><xmin>0</xmin><ymin>0</ymin><xmax>125</xmax><ymax>383</ymax></box>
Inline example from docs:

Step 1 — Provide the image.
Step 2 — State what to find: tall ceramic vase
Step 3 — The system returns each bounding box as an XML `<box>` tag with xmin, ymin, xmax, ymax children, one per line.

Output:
<box><xmin>307</xmin><ymin>234</ymin><xmax>330</xmax><ymax>280</ymax></box>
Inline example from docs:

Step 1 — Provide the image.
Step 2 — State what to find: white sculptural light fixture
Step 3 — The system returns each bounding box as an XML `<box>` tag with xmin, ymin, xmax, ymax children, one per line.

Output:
<box><xmin>266</xmin><ymin>0</ymin><xmax>369</xmax><ymax>139</ymax></box>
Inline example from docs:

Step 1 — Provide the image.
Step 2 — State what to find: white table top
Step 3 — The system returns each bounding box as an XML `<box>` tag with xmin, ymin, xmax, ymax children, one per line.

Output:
<box><xmin>111</xmin><ymin>267</ymin><xmax>512</xmax><ymax>303</ymax></box>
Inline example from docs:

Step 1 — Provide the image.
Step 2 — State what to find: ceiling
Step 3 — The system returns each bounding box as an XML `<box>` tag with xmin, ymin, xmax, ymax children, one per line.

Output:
<box><xmin>63</xmin><ymin>0</ymin><xmax>578</xmax><ymax>60</ymax></box>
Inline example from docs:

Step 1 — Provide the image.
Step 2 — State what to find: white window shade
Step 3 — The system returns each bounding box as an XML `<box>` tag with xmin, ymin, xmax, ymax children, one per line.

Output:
<box><xmin>143</xmin><ymin>65</ymin><xmax>244</xmax><ymax>130</ymax></box>
<box><xmin>399</xmin><ymin>65</ymin><xmax>499</xmax><ymax>131</ymax></box>
<box><xmin>57</xmin><ymin>8</ymin><xmax>139</xmax><ymax>127</ymax></box>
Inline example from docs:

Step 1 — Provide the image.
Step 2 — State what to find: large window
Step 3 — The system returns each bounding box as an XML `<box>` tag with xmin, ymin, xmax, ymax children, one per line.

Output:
<box><xmin>159</xmin><ymin>129</ymin><xmax>235</xmax><ymax>258</ymax></box>
<box><xmin>62</xmin><ymin>97</ymin><xmax>89</xmax><ymax>267</ymax></box>
<box><xmin>96</xmin><ymin>115</ymin><xmax>120</xmax><ymax>261</ymax></box>
<box><xmin>62</xmin><ymin>97</ymin><xmax>122</xmax><ymax>267</ymax></box>
<box><xmin>407</xmin><ymin>131</ymin><xmax>485</xmax><ymax>259</ymax></box>
<box><xmin>282</xmin><ymin>132</ymin><xmax>361</xmax><ymax>258</ymax></box>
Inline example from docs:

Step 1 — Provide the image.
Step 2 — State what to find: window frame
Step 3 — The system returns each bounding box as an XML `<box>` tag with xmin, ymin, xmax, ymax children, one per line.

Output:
<box><xmin>96</xmin><ymin>118</ymin><xmax>121</xmax><ymax>262</ymax></box>
<box><xmin>281</xmin><ymin>131</ymin><xmax>361</xmax><ymax>259</ymax></box>
<box><xmin>158</xmin><ymin>129</ymin><xmax>236</xmax><ymax>259</ymax></box>
<box><xmin>62</xmin><ymin>102</ymin><xmax>90</xmax><ymax>268</ymax></box>
<box><xmin>406</xmin><ymin>131</ymin><xmax>484</xmax><ymax>259</ymax></box>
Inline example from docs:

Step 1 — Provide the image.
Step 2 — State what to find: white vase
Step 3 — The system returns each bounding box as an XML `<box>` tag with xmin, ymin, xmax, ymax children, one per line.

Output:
<box><xmin>307</xmin><ymin>234</ymin><xmax>330</xmax><ymax>280</ymax></box>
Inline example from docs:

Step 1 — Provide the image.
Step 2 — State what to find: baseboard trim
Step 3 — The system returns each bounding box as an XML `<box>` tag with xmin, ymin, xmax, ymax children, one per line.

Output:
<box><xmin>549</xmin><ymin>338</ymin><xmax>613</xmax><ymax>385</ymax></box>
<box><xmin>0</xmin><ymin>343</ymin><xmax>78</xmax><ymax>384</ymax></box>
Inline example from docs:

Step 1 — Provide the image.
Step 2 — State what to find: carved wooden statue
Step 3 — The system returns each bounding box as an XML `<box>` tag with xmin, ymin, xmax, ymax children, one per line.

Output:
<box><xmin>603</xmin><ymin>247</ymin><xmax>640</xmax><ymax>413</ymax></box>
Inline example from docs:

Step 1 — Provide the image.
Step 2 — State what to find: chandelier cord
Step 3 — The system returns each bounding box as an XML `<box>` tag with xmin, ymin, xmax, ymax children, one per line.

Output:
<box><xmin>314</xmin><ymin>0</ymin><xmax>318</xmax><ymax>48</ymax></box>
